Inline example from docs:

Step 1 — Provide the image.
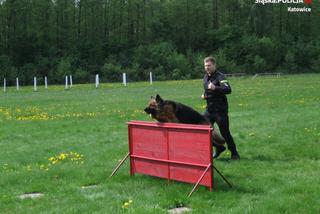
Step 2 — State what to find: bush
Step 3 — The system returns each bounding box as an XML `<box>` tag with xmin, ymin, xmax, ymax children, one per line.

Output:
<box><xmin>167</xmin><ymin>53</ymin><xmax>191</xmax><ymax>79</ymax></box>
<box><xmin>152</xmin><ymin>65</ymin><xmax>166</xmax><ymax>81</ymax></box>
<box><xmin>73</xmin><ymin>68</ymin><xmax>90</xmax><ymax>83</ymax></box>
<box><xmin>253</xmin><ymin>55</ymin><xmax>267</xmax><ymax>73</ymax></box>
<box><xmin>283</xmin><ymin>51</ymin><xmax>297</xmax><ymax>73</ymax></box>
<box><xmin>0</xmin><ymin>54</ymin><xmax>12</xmax><ymax>79</ymax></box>
<box><xmin>132</xmin><ymin>42</ymin><xmax>191</xmax><ymax>80</ymax></box>
<box><xmin>55</xmin><ymin>58</ymin><xmax>72</xmax><ymax>82</ymax></box>
<box><xmin>17</xmin><ymin>63</ymin><xmax>37</xmax><ymax>85</ymax></box>
<box><xmin>240</xmin><ymin>35</ymin><xmax>276</xmax><ymax>73</ymax></box>
<box><xmin>214</xmin><ymin>49</ymin><xmax>237</xmax><ymax>73</ymax></box>
<box><xmin>100</xmin><ymin>62</ymin><xmax>122</xmax><ymax>82</ymax></box>
<box><xmin>311</xmin><ymin>58</ymin><xmax>320</xmax><ymax>73</ymax></box>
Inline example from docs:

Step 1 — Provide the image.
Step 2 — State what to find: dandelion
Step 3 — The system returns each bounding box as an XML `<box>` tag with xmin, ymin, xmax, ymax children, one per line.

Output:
<box><xmin>58</xmin><ymin>153</ymin><xmax>67</xmax><ymax>160</ymax></box>
<box><xmin>48</xmin><ymin>157</ymin><xmax>55</xmax><ymax>162</ymax></box>
<box><xmin>122</xmin><ymin>199</ymin><xmax>133</xmax><ymax>209</ymax></box>
<box><xmin>47</xmin><ymin>152</ymin><xmax>84</xmax><ymax>165</ymax></box>
<box><xmin>39</xmin><ymin>164</ymin><xmax>49</xmax><ymax>171</ymax></box>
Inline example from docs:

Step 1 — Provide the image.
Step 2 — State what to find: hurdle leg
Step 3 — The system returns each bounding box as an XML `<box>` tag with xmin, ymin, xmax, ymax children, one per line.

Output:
<box><xmin>188</xmin><ymin>164</ymin><xmax>211</xmax><ymax>197</ymax></box>
<box><xmin>213</xmin><ymin>165</ymin><xmax>233</xmax><ymax>188</ymax></box>
<box><xmin>110</xmin><ymin>152</ymin><xmax>130</xmax><ymax>177</ymax></box>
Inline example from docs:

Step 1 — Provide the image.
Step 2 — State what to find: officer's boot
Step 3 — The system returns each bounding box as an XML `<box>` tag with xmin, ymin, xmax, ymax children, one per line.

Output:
<box><xmin>230</xmin><ymin>148</ymin><xmax>240</xmax><ymax>160</ymax></box>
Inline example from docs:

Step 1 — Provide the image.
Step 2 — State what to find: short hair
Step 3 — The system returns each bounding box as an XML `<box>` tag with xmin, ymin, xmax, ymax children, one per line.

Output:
<box><xmin>204</xmin><ymin>56</ymin><xmax>216</xmax><ymax>64</ymax></box>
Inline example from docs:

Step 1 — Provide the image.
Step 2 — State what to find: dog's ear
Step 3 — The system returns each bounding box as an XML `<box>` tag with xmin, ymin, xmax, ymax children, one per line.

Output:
<box><xmin>155</xmin><ymin>94</ymin><xmax>164</xmax><ymax>104</ymax></box>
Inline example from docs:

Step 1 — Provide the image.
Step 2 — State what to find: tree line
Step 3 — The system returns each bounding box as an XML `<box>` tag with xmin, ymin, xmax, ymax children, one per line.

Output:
<box><xmin>0</xmin><ymin>0</ymin><xmax>319</xmax><ymax>85</ymax></box>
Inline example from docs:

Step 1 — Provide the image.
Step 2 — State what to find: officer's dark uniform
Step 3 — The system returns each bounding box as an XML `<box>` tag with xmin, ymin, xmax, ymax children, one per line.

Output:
<box><xmin>203</xmin><ymin>70</ymin><xmax>239</xmax><ymax>159</ymax></box>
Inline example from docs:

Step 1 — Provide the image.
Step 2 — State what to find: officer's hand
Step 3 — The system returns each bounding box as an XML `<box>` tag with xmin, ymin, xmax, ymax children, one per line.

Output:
<box><xmin>208</xmin><ymin>81</ymin><xmax>215</xmax><ymax>90</ymax></box>
<box><xmin>201</xmin><ymin>94</ymin><xmax>205</xmax><ymax>99</ymax></box>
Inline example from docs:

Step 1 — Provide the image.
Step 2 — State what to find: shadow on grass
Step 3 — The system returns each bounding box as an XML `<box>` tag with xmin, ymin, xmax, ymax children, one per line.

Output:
<box><xmin>215</xmin><ymin>154</ymin><xmax>295</xmax><ymax>163</ymax></box>
<box><xmin>111</xmin><ymin>172</ymin><xmax>265</xmax><ymax>199</ymax></box>
<box><xmin>213</xmin><ymin>184</ymin><xmax>264</xmax><ymax>195</ymax></box>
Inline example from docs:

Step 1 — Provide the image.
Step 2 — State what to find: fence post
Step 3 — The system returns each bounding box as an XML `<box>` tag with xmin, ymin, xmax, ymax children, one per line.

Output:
<box><xmin>150</xmin><ymin>72</ymin><xmax>153</xmax><ymax>85</ymax></box>
<box><xmin>123</xmin><ymin>73</ymin><xmax>127</xmax><ymax>86</ymax></box>
<box><xmin>95</xmin><ymin>74</ymin><xmax>99</xmax><ymax>88</ymax></box>
<box><xmin>252</xmin><ymin>74</ymin><xmax>258</xmax><ymax>79</ymax></box>
<box><xmin>45</xmin><ymin>76</ymin><xmax>48</xmax><ymax>89</ymax></box>
<box><xmin>3</xmin><ymin>78</ymin><xmax>6</xmax><ymax>92</ymax></box>
<box><xmin>70</xmin><ymin>75</ymin><xmax>73</xmax><ymax>87</ymax></box>
<box><xmin>34</xmin><ymin>77</ymin><xmax>37</xmax><ymax>91</ymax></box>
<box><xmin>16</xmin><ymin>77</ymin><xmax>19</xmax><ymax>90</ymax></box>
<box><xmin>65</xmin><ymin>76</ymin><xmax>68</xmax><ymax>90</ymax></box>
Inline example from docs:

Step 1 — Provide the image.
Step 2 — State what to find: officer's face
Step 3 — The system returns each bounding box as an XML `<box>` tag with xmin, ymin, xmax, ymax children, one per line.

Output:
<box><xmin>204</xmin><ymin>61</ymin><xmax>216</xmax><ymax>75</ymax></box>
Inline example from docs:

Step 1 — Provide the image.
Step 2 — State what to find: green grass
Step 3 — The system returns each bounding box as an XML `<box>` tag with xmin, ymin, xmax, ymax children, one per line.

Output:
<box><xmin>0</xmin><ymin>74</ymin><xmax>319</xmax><ymax>213</ymax></box>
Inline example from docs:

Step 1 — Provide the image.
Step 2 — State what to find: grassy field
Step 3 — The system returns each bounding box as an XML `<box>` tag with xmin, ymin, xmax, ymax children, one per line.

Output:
<box><xmin>0</xmin><ymin>74</ymin><xmax>319</xmax><ymax>213</ymax></box>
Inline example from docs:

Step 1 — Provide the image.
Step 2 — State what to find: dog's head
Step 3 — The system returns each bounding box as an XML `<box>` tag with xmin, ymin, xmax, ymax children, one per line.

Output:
<box><xmin>144</xmin><ymin>94</ymin><xmax>179</xmax><ymax>123</ymax></box>
<box><xmin>144</xmin><ymin>94</ymin><xmax>164</xmax><ymax>114</ymax></box>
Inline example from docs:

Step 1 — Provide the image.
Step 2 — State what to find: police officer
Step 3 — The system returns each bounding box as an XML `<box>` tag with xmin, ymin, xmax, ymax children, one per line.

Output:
<box><xmin>201</xmin><ymin>56</ymin><xmax>240</xmax><ymax>160</ymax></box>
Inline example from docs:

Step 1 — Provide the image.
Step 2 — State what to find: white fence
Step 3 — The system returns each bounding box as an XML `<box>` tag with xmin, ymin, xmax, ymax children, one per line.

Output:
<box><xmin>2</xmin><ymin>72</ymin><xmax>284</xmax><ymax>92</ymax></box>
<box><xmin>252</xmin><ymin>72</ymin><xmax>282</xmax><ymax>79</ymax></box>
<box><xmin>2</xmin><ymin>72</ymin><xmax>155</xmax><ymax>92</ymax></box>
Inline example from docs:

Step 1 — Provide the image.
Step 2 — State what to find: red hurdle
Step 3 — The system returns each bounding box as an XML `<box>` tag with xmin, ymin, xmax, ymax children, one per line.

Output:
<box><xmin>111</xmin><ymin>120</ymin><xmax>232</xmax><ymax>197</ymax></box>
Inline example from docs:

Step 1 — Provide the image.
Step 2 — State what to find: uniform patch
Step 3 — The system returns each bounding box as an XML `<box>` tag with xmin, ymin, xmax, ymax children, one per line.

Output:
<box><xmin>220</xmin><ymin>80</ymin><xmax>228</xmax><ymax>86</ymax></box>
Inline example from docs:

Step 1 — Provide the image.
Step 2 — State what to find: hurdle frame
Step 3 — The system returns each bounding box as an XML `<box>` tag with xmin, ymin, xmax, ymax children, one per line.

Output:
<box><xmin>111</xmin><ymin>120</ymin><xmax>232</xmax><ymax>197</ymax></box>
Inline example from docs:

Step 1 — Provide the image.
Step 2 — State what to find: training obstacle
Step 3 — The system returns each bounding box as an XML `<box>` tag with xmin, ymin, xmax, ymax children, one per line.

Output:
<box><xmin>111</xmin><ymin>120</ymin><xmax>231</xmax><ymax>197</ymax></box>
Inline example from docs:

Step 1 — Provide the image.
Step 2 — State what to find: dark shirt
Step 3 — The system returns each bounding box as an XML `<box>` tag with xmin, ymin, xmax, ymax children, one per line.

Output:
<box><xmin>203</xmin><ymin>70</ymin><xmax>231</xmax><ymax>112</ymax></box>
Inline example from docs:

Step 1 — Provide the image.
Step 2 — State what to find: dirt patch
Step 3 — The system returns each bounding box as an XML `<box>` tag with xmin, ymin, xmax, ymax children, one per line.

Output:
<box><xmin>168</xmin><ymin>207</ymin><xmax>192</xmax><ymax>214</ymax></box>
<box><xmin>18</xmin><ymin>192</ymin><xmax>44</xmax><ymax>199</ymax></box>
<box><xmin>81</xmin><ymin>184</ymin><xmax>98</xmax><ymax>189</ymax></box>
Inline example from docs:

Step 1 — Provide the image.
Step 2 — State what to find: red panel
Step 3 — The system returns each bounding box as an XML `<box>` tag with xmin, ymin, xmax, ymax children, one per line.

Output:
<box><xmin>168</xmin><ymin>129</ymin><xmax>210</xmax><ymax>164</ymax></box>
<box><xmin>131</xmin><ymin>126</ymin><xmax>167</xmax><ymax>159</ymax></box>
<box><xmin>170</xmin><ymin>164</ymin><xmax>212</xmax><ymax>186</ymax></box>
<box><xmin>133</xmin><ymin>159</ymin><xmax>168</xmax><ymax>179</ymax></box>
<box><xmin>128</xmin><ymin>120</ymin><xmax>213</xmax><ymax>190</ymax></box>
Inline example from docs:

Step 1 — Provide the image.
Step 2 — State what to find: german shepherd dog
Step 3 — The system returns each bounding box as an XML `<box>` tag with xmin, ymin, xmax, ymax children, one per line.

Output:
<box><xmin>144</xmin><ymin>94</ymin><xmax>226</xmax><ymax>146</ymax></box>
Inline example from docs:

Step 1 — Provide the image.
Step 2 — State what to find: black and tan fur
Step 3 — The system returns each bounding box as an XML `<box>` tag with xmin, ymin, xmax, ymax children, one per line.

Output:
<box><xmin>144</xmin><ymin>94</ymin><xmax>226</xmax><ymax>146</ymax></box>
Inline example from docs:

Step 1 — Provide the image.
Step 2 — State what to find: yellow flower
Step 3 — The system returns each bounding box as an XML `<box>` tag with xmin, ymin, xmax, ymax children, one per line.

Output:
<box><xmin>122</xmin><ymin>200</ymin><xmax>133</xmax><ymax>209</ymax></box>
<box><xmin>122</xmin><ymin>202</ymin><xmax>130</xmax><ymax>209</ymax></box>
<box><xmin>59</xmin><ymin>153</ymin><xmax>67</xmax><ymax>160</ymax></box>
